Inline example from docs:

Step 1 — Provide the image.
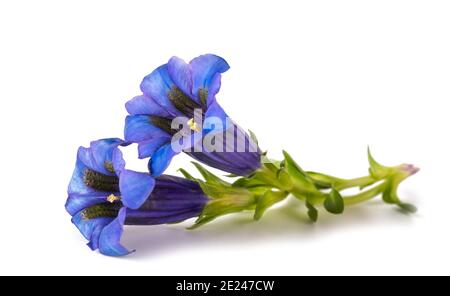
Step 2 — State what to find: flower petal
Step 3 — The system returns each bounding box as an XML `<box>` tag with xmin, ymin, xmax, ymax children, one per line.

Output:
<box><xmin>90</xmin><ymin>138</ymin><xmax>124</xmax><ymax>175</ymax></box>
<box><xmin>98</xmin><ymin>208</ymin><xmax>132</xmax><ymax>256</ymax></box>
<box><xmin>71</xmin><ymin>211</ymin><xmax>113</xmax><ymax>246</ymax></box>
<box><xmin>124</xmin><ymin>115</ymin><xmax>170</xmax><ymax>143</ymax></box>
<box><xmin>125</xmin><ymin>95</ymin><xmax>170</xmax><ymax>117</ymax></box>
<box><xmin>206</xmin><ymin>73</ymin><xmax>223</xmax><ymax>106</ymax></box>
<box><xmin>167</xmin><ymin>56</ymin><xmax>193</xmax><ymax>97</ymax></box>
<box><xmin>68</xmin><ymin>150</ymin><xmax>104</xmax><ymax>196</ymax></box>
<box><xmin>138</xmin><ymin>137</ymin><xmax>171</xmax><ymax>159</ymax></box>
<box><xmin>65</xmin><ymin>193</ymin><xmax>108</xmax><ymax>216</ymax></box>
<box><xmin>112</xmin><ymin>147</ymin><xmax>126</xmax><ymax>176</ymax></box>
<box><xmin>140</xmin><ymin>64</ymin><xmax>184</xmax><ymax>117</ymax></box>
<box><xmin>149</xmin><ymin>143</ymin><xmax>179</xmax><ymax>177</ymax></box>
<box><xmin>119</xmin><ymin>169</ymin><xmax>155</xmax><ymax>210</ymax></box>
<box><xmin>190</xmin><ymin>54</ymin><xmax>230</xmax><ymax>103</ymax></box>
<box><xmin>203</xmin><ymin>98</ymin><xmax>229</xmax><ymax>134</ymax></box>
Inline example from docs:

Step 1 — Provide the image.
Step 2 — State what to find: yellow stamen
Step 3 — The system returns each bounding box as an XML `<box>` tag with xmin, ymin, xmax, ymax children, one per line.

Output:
<box><xmin>106</xmin><ymin>194</ymin><xmax>121</xmax><ymax>203</ymax></box>
<box><xmin>187</xmin><ymin>118</ymin><xmax>201</xmax><ymax>132</ymax></box>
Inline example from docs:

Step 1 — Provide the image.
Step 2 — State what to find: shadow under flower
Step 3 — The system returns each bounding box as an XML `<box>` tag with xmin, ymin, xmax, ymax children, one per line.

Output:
<box><xmin>122</xmin><ymin>199</ymin><xmax>415</xmax><ymax>259</ymax></box>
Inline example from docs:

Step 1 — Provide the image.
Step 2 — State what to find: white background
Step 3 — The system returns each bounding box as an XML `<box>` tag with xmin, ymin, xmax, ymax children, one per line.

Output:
<box><xmin>0</xmin><ymin>0</ymin><xmax>449</xmax><ymax>276</ymax></box>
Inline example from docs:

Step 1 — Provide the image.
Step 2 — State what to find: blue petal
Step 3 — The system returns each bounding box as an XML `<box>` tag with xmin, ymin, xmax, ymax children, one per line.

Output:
<box><xmin>87</xmin><ymin>225</ymin><xmax>104</xmax><ymax>250</ymax></box>
<box><xmin>205</xmin><ymin>73</ymin><xmax>223</xmax><ymax>106</ymax></box>
<box><xmin>68</xmin><ymin>151</ymin><xmax>100</xmax><ymax>196</ymax></box>
<box><xmin>138</xmin><ymin>137</ymin><xmax>171</xmax><ymax>159</ymax></box>
<box><xmin>203</xmin><ymin>98</ymin><xmax>229</xmax><ymax>134</ymax></box>
<box><xmin>90</xmin><ymin>138</ymin><xmax>124</xmax><ymax>175</ymax></box>
<box><xmin>140</xmin><ymin>64</ymin><xmax>184</xmax><ymax>117</ymax></box>
<box><xmin>65</xmin><ymin>193</ymin><xmax>108</xmax><ymax>216</ymax></box>
<box><xmin>167</xmin><ymin>56</ymin><xmax>193</xmax><ymax>98</ymax></box>
<box><xmin>77</xmin><ymin>146</ymin><xmax>97</xmax><ymax>171</ymax></box>
<box><xmin>112</xmin><ymin>147</ymin><xmax>126</xmax><ymax>176</ymax></box>
<box><xmin>71</xmin><ymin>211</ymin><xmax>113</xmax><ymax>246</ymax></box>
<box><xmin>119</xmin><ymin>169</ymin><xmax>155</xmax><ymax>210</ymax></box>
<box><xmin>124</xmin><ymin>115</ymin><xmax>171</xmax><ymax>143</ymax></box>
<box><xmin>149</xmin><ymin>143</ymin><xmax>179</xmax><ymax>177</ymax></box>
<box><xmin>125</xmin><ymin>95</ymin><xmax>170</xmax><ymax>117</ymax></box>
<box><xmin>190</xmin><ymin>54</ymin><xmax>230</xmax><ymax>104</ymax></box>
<box><xmin>98</xmin><ymin>208</ymin><xmax>132</xmax><ymax>256</ymax></box>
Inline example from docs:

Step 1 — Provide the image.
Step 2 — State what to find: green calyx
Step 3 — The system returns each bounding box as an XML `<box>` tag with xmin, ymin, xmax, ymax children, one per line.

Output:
<box><xmin>181</xmin><ymin>148</ymin><xmax>418</xmax><ymax>228</ymax></box>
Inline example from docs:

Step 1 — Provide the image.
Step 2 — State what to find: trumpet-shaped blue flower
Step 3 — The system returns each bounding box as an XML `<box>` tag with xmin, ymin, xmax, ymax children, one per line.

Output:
<box><xmin>66</xmin><ymin>138</ymin><xmax>208</xmax><ymax>256</ymax></box>
<box><xmin>124</xmin><ymin>54</ymin><xmax>262</xmax><ymax>177</ymax></box>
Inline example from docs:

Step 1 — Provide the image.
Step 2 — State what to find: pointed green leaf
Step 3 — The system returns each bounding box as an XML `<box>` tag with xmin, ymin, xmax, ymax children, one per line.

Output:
<box><xmin>282</xmin><ymin>150</ymin><xmax>307</xmax><ymax>177</ymax></box>
<box><xmin>306</xmin><ymin>171</ymin><xmax>336</xmax><ymax>189</ymax></box>
<box><xmin>178</xmin><ymin>168</ymin><xmax>197</xmax><ymax>181</ymax></box>
<box><xmin>324</xmin><ymin>189</ymin><xmax>345</xmax><ymax>214</ymax></box>
<box><xmin>254</xmin><ymin>191</ymin><xmax>288</xmax><ymax>221</ymax></box>
<box><xmin>261</xmin><ymin>154</ymin><xmax>281</xmax><ymax>173</ymax></box>
<box><xmin>277</xmin><ymin>169</ymin><xmax>294</xmax><ymax>190</ymax></box>
<box><xmin>191</xmin><ymin>162</ymin><xmax>230</xmax><ymax>186</ymax></box>
<box><xmin>282</xmin><ymin>151</ymin><xmax>319</xmax><ymax>195</ymax></box>
<box><xmin>306</xmin><ymin>202</ymin><xmax>318</xmax><ymax>223</ymax></box>
<box><xmin>368</xmin><ymin>147</ymin><xmax>390</xmax><ymax>179</ymax></box>
<box><xmin>188</xmin><ymin>216</ymin><xmax>217</xmax><ymax>230</ymax></box>
<box><xmin>233</xmin><ymin>177</ymin><xmax>267</xmax><ymax>188</ymax></box>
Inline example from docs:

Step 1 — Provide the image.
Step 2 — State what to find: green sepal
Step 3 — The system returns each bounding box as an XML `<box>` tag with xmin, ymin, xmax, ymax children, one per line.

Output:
<box><xmin>190</xmin><ymin>178</ymin><xmax>259</xmax><ymax>229</ymax></box>
<box><xmin>191</xmin><ymin>162</ymin><xmax>231</xmax><ymax>186</ymax></box>
<box><xmin>306</xmin><ymin>201</ymin><xmax>318</xmax><ymax>223</ymax></box>
<box><xmin>178</xmin><ymin>168</ymin><xmax>197</xmax><ymax>181</ymax></box>
<box><xmin>277</xmin><ymin>168</ymin><xmax>294</xmax><ymax>190</ymax></box>
<box><xmin>324</xmin><ymin>189</ymin><xmax>345</xmax><ymax>214</ymax></box>
<box><xmin>261</xmin><ymin>154</ymin><xmax>282</xmax><ymax>173</ymax></box>
<box><xmin>254</xmin><ymin>190</ymin><xmax>288</xmax><ymax>221</ymax></box>
<box><xmin>232</xmin><ymin>176</ymin><xmax>267</xmax><ymax>188</ymax></box>
<box><xmin>282</xmin><ymin>151</ymin><xmax>320</xmax><ymax>195</ymax></box>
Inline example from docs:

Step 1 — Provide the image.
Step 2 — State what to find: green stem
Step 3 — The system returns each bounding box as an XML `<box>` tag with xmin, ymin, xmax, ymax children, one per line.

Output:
<box><xmin>307</xmin><ymin>172</ymin><xmax>376</xmax><ymax>191</ymax></box>
<box><xmin>343</xmin><ymin>182</ymin><xmax>388</xmax><ymax>206</ymax></box>
<box><xmin>335</xmin><ymin>176</ymin><xmax>376</xmax><ymax>191</ymax></box>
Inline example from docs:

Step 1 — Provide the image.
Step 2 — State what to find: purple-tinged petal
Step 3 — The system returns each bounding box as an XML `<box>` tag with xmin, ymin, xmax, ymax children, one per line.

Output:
<box><xmin>98</xmin><ymin>208</ymin><xmax>132</xmax><ymax>256</ymax></box>
<box><xmin>138</xmin><ymin>136</ymin><xmax>171</xmax><ymax>159</ymax></box>
<box><xmin>124</xmin><ymin>115</ymin><xmax>171</xmax><ymax>143</ymax></box>
<box><xmin>140</xmin><ymin>64</ymin><xmax>184</xmax><ymax>118</ymax></box>
<box><xmin>125</xmin><ymin>95</ymin><xmax>170</xmax><ymax>117</ymax></box>
<box><xmin>167</xmin><ymin>56</ymin><xmax>193</xmax><ymax>98</ymax></box>
<box><xmin>119</xmin><ymin>169</ymin><xmax>155</xmax><ymax>210</ymax></box>
<box><xmin>190</xmin><ymin>54</ymin><xmax>230</xmax><ymax>104</ymax></box>
<box><xmin>149</xmin><ymin>143</ymin><xmax>179</xmax><ymax>177</ymax></box>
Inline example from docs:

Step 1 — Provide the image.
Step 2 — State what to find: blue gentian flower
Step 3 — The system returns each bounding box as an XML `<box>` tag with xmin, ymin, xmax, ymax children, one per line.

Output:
<box><xmin>124</xmin><ymin>54</ymin><xmax>262</xmax><ymax>177</ymax></box>
<box><xmin>66</xmin><ymin>138</ymin><xmax>208</xmax><ymax>256</ymax></box>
